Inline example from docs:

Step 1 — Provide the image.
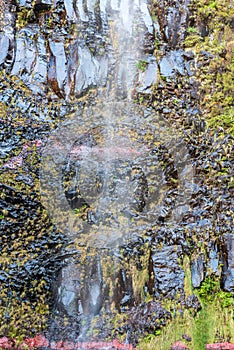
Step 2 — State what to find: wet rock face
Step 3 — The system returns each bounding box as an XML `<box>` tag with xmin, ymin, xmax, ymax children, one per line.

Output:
<box><xmin>151</xmin><ymin>245</ymin><xmax>184</xmax><ymax>297</ymax></box>
<box><xmin>0</xmin><ymin>34</ymin><xmax>10</xmax><ymax>65</ymax></box>
<box><xmin>191</xmin><ymin>255</ymin><xmax>204</xmax><ymax>288</ymax></box>
<box><xmin>153</xmin><ymin>0</ymin><xmax>190</xmax><ymax>47</ymax></box>
<box><xmin>123</xmin><ymin>301</ymin><xmax>172</xmax><ymax>346</ymax></box>
<box><xmin>182</xmin><ymin>294</ymin><xmax>201</xmax><ymax>313</ymax></box>
<box><xmin>220</xmin><ymin>234</ymin><xmax>234</xmax><ymax>292</ymax></box>
<box><xmin>1</xmin><ymin>0</ymin><xmax>111</xmax><ymax>98</ymax></box>
<box><xmin>0</xmin><ymin>0</ymin><xmax>158</xmax><ymax>99</ymax></box>
<box><xmin>0</xmin><ymin>0</ymin><xmax>197</xmax><ymax>99</ymax></box>
<box><xmin>1</xmin><ymin>0</ymin><xmax>234</xmax><ymax>344</ymax></box>
<box><xmin>54</xmin><ymin>257</ymin><xmax>104</xmax><ymax>317</ymax></box>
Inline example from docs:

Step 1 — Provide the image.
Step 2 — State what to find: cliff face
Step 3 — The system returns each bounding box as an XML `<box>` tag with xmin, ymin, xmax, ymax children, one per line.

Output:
<box><xmin>0</xmin><ymin>0</ymin><xmax>233</xmax><ymax>348</ymax></box>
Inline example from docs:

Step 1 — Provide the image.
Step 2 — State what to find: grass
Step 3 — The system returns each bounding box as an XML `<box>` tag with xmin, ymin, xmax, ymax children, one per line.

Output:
<box><xmin>138</xmin><ymin>257</ymin><xmax>234</xmax><ymax>350</ymax></box>
<box><xmin>138</xmin><ymin>298</ymin><xmax>234</xmax><ymax>350</ymax></box>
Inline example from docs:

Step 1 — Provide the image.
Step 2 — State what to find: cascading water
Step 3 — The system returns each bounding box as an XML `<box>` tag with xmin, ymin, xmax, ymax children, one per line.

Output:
<box><xmin>39</xmin><ymin>0</ymin><xmax>193</xmax><ymax>343</ymax></box>
<box><xmin>1</xmin><ymin>0</ymin><xmax>233</xmax><ymax>347</ymax></box>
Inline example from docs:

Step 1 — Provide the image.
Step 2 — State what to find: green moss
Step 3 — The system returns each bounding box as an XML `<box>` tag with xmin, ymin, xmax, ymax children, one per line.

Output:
<box><xmin>184</xmin><ymin>0</ymin><xmax>234</xmax><ymax>136</ymax></box>
<box><xmin>136</xmin><ymin>60</ymin><xmax>148</xmax><ymax>71</ymax></box>
<box><xmin>184</xmin><ymin>33</ymin><xmax>202</xmax><ymax>47</ymax></box>
<box><xmin>16</xmin><ymin>8</ymin><xmax>35</xmax><ymax>29</ymax></box>
<box><xmin>198</xmin><ymin>276</ymin><xmax>233</xmax><ymax>308</ymax></box>
<box><xmin>138</xmin><ymin>257</ymin><xmax>234</xmax><ymax>350</ymax></box>
<box><xmin>130</xmin><ymin>246</ymin><xmax>151</xmax><ymax>303</ymax></box>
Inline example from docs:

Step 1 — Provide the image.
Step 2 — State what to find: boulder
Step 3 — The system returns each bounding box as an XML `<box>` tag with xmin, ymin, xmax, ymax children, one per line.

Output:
<box><xmin>152</xmin><ymin>245</ymin><xmax>184</xmax><ymax>297</ymax></box>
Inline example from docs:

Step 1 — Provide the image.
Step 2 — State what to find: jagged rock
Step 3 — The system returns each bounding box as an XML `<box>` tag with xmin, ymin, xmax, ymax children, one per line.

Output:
<box><xmin>11</xmin><ymin>28</ymin><xmax>37</xmax><ymax>76</ymax></box>
<box><xmin>74</xmin><ymin>45</ymin><xmax>99</xmax><ymax>94</ymax></box>
<box><xmin>34</xmin><ymin>0</ymin><xmax>52</xmax><ymax>12</ymax></box>
<box><xmin>220</xmin><ymin>234</ymin><xmax>234</xmax><ymax>292</ymax></box>
<box><xmin>154</xmin><ymin>0</ymin><xmax>191</xmax><ymax>47</ymax></box>
<box><xmin>64</xmin><ymin>0</ymin><xmax>77</xmax><ymax>21</ymax></box>
<box><xmin>159</xmin><ymin>50</ymin><xmax>188</xmax><ymax>78</ymax></box>
<box><xmin>191</xmin><ymin>255</ymin><xmax>205</xmax><ymax>288</ymax></box>
<box><xmin>0</xmin><ymin>1</ymin><xmax>15</xmax><ymax>64</ymax></box>
<box><xmin>139</xmin><ymin>1</ymin><xmax>154</xmax><ymax>34</ymax></box>
<box><xmin>33</xmin><ymin>35</ymin><xmax>47</xmax><ymax>94</ymax></box>
<box><xmin>208</xmin><ymin>241</ymin><xmax>219</xmax><ymax>275</ymax></box>
<box><xmin>126</xmin><ymin>301</ymin><xmax>171</xmax><ymax>345</ymax></box>
<box><xmin>76</xmin><ymin>0</ymin><xmax>89</xmax><ymax>22</ymax></box>
<box><xmin>151</xmin><ymin>245</ymin><xmax>184</xmax><ymax>297</ymax></box>
<box><xmin>137</xmin><ymin>55</ymin><xmax>158</xmax><ymax>93</ymax></box>
<box><xmin>0</xmin><ymin>34</ymin><xmax>9</xmax><ymax>65</ymax></box>
<box><xmin>17</xmin><ymin>0</ymin><xmax>33</xmax><ymax>8</ymax></box>
<box><xmin>182</xmin><ymin>334</ymin><xmax>192</xmax><ymax>342</ymax></box>
<box><xmin>49</xmin><ymin>39</ymin><xmax>67</xmax><ymax>96</ymax></box>
<box><xmin>54</xmin><ymin>257</ymin><xmax>104</xmax><ymax>317</ymax></box>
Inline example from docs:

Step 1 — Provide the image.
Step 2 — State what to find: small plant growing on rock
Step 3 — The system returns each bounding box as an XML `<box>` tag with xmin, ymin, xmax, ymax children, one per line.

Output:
<box><xmin>186</xmin><ymin>27</ymin><xmax>200</xmax><ymax>34</ymax></box>
<box><xmin>136</xmin><ymin>60</ymin><xmax>148</xmax><ymax>71</ymax></box>
<box><xmin>198</xmin><ymin>276</ymin><xmax>233</xmax><ymax>308</ymax></box>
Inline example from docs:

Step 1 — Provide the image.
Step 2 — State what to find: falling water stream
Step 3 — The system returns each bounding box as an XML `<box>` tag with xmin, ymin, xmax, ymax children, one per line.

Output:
<box><xmin>39</xmin><ymin>0</ymin><xmax>193</xmax><ymax>342</ymax></box>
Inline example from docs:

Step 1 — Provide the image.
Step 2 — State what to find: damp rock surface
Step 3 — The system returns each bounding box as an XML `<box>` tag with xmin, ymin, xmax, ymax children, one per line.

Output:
<box><xmin>0</xmin><ymin>0</ymin><xmax>233</xmax><ymax>346</ymax></box>
<box><xmin>151</xmin><ymin>245</ymin><xmax>184</xmax><ymax>297</ymax></box>
<box><xmin>221</xmin><ymin>234</ymin><xmax>234</xmax><ymax>292</ymax></box>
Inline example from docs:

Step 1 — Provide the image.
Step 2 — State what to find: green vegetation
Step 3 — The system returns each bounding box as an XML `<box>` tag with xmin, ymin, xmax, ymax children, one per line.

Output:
<box><xmin>16</xmin><ymin>8</ymin><xmax>35</xmax><ymax>29</ymax></box>
<box><xmin>0</xmin><ymin>69</ymin><xmax>69</xmax><ymax>340</ymax></box>
<box><xmin>186</xmin><ymin>27</ymin><xmax>199</xmax><ymax>34</ymax></box>
<box><xmin>198</xmin><ymin>276</ymin><xmax>233</xmax><ymax>307</ymax></box>
<box><xmin>138</xmin><ymin>258</ymin><xmax>234</xmax><ymax>350</ymax></box>
<box><xmin>184</xmin><ymin>0</ymin><xmax>234</xmax><ymax>136</ymax></box>
<box><xmin>136</xmin><ymin>60</ymin><xmax>148</xmax><ymax>71</ymax></box>
<box><xmin>130</xmin><ymin>245</ymin><xmax>151</xmax><ymax>303</ymax></box>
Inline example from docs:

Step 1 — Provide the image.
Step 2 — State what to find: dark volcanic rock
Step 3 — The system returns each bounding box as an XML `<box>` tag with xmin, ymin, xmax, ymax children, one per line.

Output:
<box><xmin>153</xmin><ymin>0</ymin><xmax>191</xmax><ymax>47</ymax></box>
<box><xmin>151</xmin><ymin>245</ymin><xmax>184</xmax><ymax>297</ymax></box>
<box><xmin>208</xmin><ymin>241</ymin><xmax>219</xmax><ymax>275</ymax></box>
<box><xmin>125</xmin><ymin>301</ymin><xmax>171</xmax><ymax>346</ymax></box>
<box><xmin>159</xmin><ymin>49</ymin><xmax>190</xmax><ymax>78</ymax></box>
<box><xmin>220</xmin><ymin>234</ymin><xmax>234</xmax><ymax>292</ymax></box>
<box><xmin>191</xmin><ymin>254</ymin><xmax>205</xmax><ymax>288</ymax></box>
<box><xmin>182</xmin><ymin>294</ymin><xmax>201</xmax><ymax>313</ymax></box>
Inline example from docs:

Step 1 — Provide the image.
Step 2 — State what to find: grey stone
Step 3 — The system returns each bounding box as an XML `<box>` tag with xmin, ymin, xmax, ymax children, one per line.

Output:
<box><xmin>34</xmin><ymin>37</ymin><xmax>47</xmax><ymax>87</ymax></box>
<box><xmin>36</xmin><ymin>0</ymin><xmax>52</xmax><ymax>5</ymax></box>
<box><xmin>0</xmin><ymin>34</ymin><xmax>9</xmax><ymax>65</ymax></box>
<box><xmin>49</xmin><ymin>40</ymin><xmax>67</xmax><ymax>92</ymax></box>
<box><xmin>159</xmin><ymin>50</ymin><xmax>186</xmax><ymax>78</ymax></box>
<box><xmin>208</xmin><ymin>243</ymin><xmax>219</xmax><ymax>275</ymax></box>
<box><xmin>76</xmin><ymin>0</ymin><xmax>89</xmax><ymax>22</ymax></box>
<box><xmin>221</xmin><ymin>234</ymin><xmax>234</xmax><ymax>292</ymax></box>
<box><xmin>191</xmin><ymin>255</ymin><xmax>204</xmax><ymax>288</ymax></box>
<box><xmin>11</xmin><ymin>28</ymin><xmax>36</xmax><ymax>76</ymax></box>
<box><xmin>64</xmin><ymin>0</ymin><xmax>76</xmax><ymax>21</ymax></box>
<box><xmin>18</xmin><ymin>0</ymin><xmax>33</xmax><ymax>8</ymax></box>
<box><xmin>75</xmin><ymin>45</ymin><xmax>99</xmax><ymax>95</ymax></box>
<box><xmin>140</xmin><ymin>1</ymin><xmax>154</xmax><ymax>34</ymax></box>
<box><xmin>137</xmin><ymin>55</ymin><xmax>158</xmax><ymax>93</ymax></box>
<box><xmin>152</xmin><ymin>245</ymin><xmax>184</xmax><ymax>297</ymax></box>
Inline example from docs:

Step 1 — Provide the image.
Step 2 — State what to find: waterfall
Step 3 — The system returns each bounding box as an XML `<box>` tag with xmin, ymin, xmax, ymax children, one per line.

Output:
<box><xmin>39</xmin><ymin>0</ymin><xmax>194</xmax><ymax>342</ymax></box>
